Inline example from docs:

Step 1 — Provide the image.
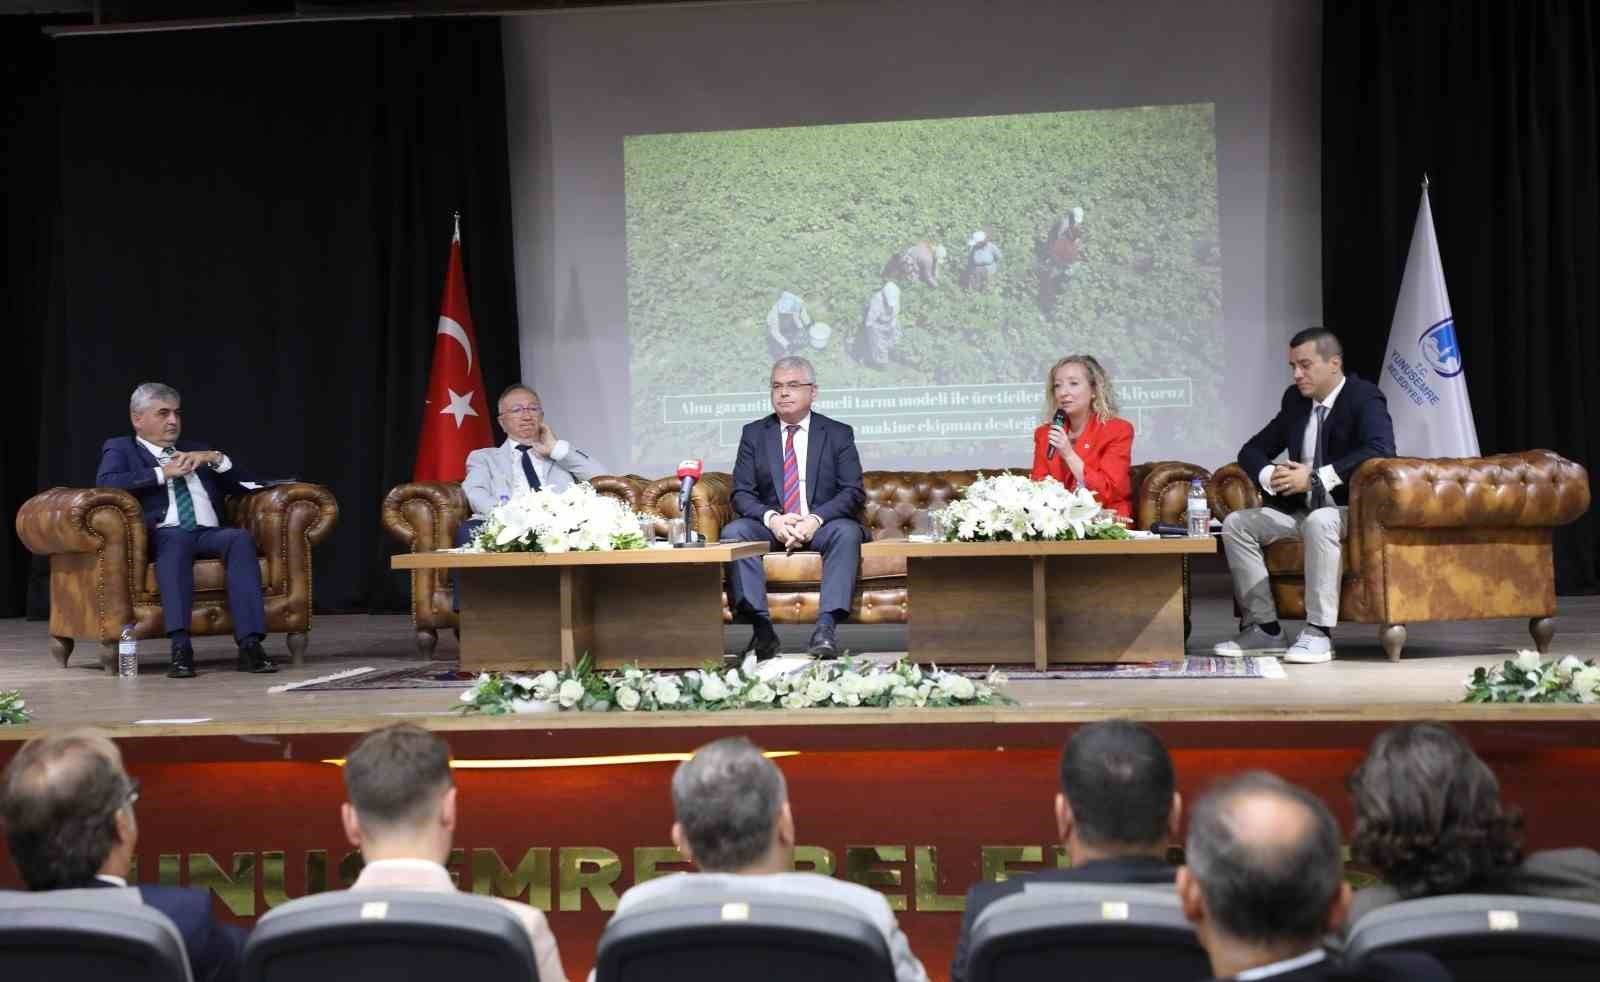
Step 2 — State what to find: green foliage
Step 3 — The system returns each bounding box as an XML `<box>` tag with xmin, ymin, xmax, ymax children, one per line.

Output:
<box><xmin>626</xmin><ymin>105</ymin><xmax>1224</xmax><ymax>465</ymax></box>
<box><xmin>0</xmin><ymin>690</ymin><xmax>30</xmax><ymax>725</ymax></box>
<box><xmin>1461</xmin><ymin>652</ymin><xmax>1600</xmax><ymax>703</ymax></box>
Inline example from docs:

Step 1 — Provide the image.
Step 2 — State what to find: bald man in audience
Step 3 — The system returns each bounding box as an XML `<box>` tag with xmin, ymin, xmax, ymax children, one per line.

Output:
<box><xmin>1178</xmin><ymin>772</ymin><xmax>1449</xmax><ymax>982</ymax></box>
<box><xmin>340</xmin><ymin>723</ymin><xmax>568</xmax><ymax>982</ymax></box>
<box><xmin>1</xmin><ymin>729</ymin><xmax>245</xmax><ymax>982</ymax></box>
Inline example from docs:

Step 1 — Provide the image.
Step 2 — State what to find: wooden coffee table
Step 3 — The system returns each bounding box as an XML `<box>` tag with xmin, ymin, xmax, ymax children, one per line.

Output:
<box><xmin>391</xmin><ymin>542</ymin><xmax>767</xmax><ymax>671</ymax></box>
<box><xmin>861</xmin><ymin>537</ymin><xmax>1216</xmax><ymax>668</ymax></box>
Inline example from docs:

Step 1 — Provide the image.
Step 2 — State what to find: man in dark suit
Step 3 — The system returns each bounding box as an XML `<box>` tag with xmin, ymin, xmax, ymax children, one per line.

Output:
<box><xmin>722</xmin><ymin>356</ymin><xmax>866</xmax><ymax>658</ymax></box>
<box><xmin>1215</xmin><ymin>329</ymin><xmax>1396</xmax><ymax>664</ymax></box>
<box><xmin>1178</xmin><ymin>772</ymin><xmax>1448</xmax><ymax>982</ymax></box>
<box><xmin>95</xmin><ymin>382</ymin><xmax>275</xmax><ymax>678</ymax></box>
<box><xmin>949</xmin><ymin>719</ymin><xmax>1180</xmax><ymax>982</ymax></box>
<box><xmin>0</xmin><ymin>729</ymin><xmax>246</xmax><ymax>982</ymax></box>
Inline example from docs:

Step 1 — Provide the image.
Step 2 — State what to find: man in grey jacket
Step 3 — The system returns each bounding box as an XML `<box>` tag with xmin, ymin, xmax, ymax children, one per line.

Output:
<box><xmin>601</xmin><ymin>737</ymin><xmax>929</xmax><ymax>982</ymax></box>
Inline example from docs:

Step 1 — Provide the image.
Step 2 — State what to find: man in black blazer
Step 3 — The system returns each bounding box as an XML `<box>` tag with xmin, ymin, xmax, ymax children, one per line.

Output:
<box><xmin>95</xmin><ymin>382</ymin><xmax>275</xmax><ymax>678</ymax></box>
<box><xmin>722</xmin><ymin>356</ymin><xmax>866</xmax><ymax>658</ymax></box>
<box><xmin>950</xmin><ymin>720</ymin><xmax>1181</xmax><ymax>982</ymax></box>
<box><xmin>0</xmin><ymin>729</ymin><xmax>246</xmax><ymax>982</ymax></box>
<box><xmin>1215</xmin><ymin>329</ymin><xmax>1395</xmax><ymax>664</ymax></box>
<box><xmin>1178</xmin><ymin>772</ymin><xmax>1448</xmax><ymax>982</ymax></box>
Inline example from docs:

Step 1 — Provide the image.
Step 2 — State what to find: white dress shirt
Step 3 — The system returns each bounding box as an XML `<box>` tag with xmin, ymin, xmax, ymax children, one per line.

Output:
<box><xmin>763</xmin><ymin>412</ymin><xmax>812</xmax><ymax>527</ymax></box>
<box><xmin>96</xmin><ymin>873</ymin><xmax>129</xmax><ymax>887</ymax></box>
<box><xmin>506</xmin><ymin>437</ymin><xmax>572</xmax><ymax>493</ymax></box>
<box><xmin>1233</xmin><ymin>947</ymin><xmax>1327</xmax><ymax>979</ymax></box>
<box><xmin>137</xmin><ymin>437</ymin><xmax>231</xmax><ymax>529</ymax></box>
<box><xmin>1257</xmin><ymin>376</ymin><xmax>1347</xmax><ymax>506</ymax></box>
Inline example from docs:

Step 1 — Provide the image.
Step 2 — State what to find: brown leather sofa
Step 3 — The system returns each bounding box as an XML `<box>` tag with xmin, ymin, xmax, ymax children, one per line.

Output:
<box><xmin>382</xmin><ymin>463</ymin><xmax>1206</xmax><ymax>655</ymax></box>
<box><xmin>1209</xmin><ymin>450</ymin><xmax>1590</xmax><ymax>660</ymax></box>
<box><xmin>15</xmin><ymin>483</ymin><xmax>340</xmax><ymax>670</ymax></box>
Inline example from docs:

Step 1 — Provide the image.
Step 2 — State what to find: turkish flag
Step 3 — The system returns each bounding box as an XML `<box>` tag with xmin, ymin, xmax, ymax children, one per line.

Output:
<box><xmin>413</xmin><ymin>219</ymin><xmax>494</xmax><ymax>482</ymax></box>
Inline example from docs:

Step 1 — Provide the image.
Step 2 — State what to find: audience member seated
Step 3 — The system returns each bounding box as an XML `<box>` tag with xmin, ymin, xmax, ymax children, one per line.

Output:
<box><xmin>1345</xmin><ymin>721</ymin><xmax>1600</xmax><ymax>927</ymax></box>
<box><xmin>1177</xmin><ymin>771</ymin><xmax>1449</xmax><ymax>982</ymax></box>
<box><xmin>0</xmin><ymin>728</ymin><xmax>246</xmax><ymax>982</ymax></box>
<box><xmin>603</xmin><ymin>736</ymin><xmax>927</xmax><ymax>982</ymax></box>
<box><xmin>950</xmin><ymin>719</ymin><xmax>1180</xmax><ymax>982</ymax></box>
<box><xmin>339</xmin><ymin>723</ymin><xmax>569</xmax><ymax>982</ymax></box>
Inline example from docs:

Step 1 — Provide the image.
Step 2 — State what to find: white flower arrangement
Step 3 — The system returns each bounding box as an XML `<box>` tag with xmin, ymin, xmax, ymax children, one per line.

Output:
<box><xmin>0</xmin><ymin>689</ymin><xmax>30</xmax><ymax>725</ymax></box>
<box><xmin>934</xmin><ymin>473</ymin><xmax>1130</xmax><ymax>542</ymax></box>
<box><xmin>1463</xmin><ymin>650</ymin><xmax>1600</xmax><ymax>704</ymax></box>
<box><xmin>470</xmin><ymin>483</ymin><xmax>647</xmax><ymax>554</ymax></box>
<box><xmin>456</xmin><ymin>653</ymin><xmax>1010</xmax><ymax>715</ymax></box>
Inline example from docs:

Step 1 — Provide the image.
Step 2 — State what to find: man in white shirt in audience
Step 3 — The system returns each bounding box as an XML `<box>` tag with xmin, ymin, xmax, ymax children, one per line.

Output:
<box><xmin>950</xmin><ymin>719</ymin><xmax>1181</xmax><ymax>982</ymax></box>
<box><xmin>340</xmin><ymin>723</ymin><xmax>568</xmax><ymax>982</ymax></box>
<box><xmin>604</xmin><ymin>737</ymin><xmax>928</xmax><ymax>982</ymax></box>
<box><xmin>1178</xmin><ymin>772</ymin><xmax>1447</xmax><ymax>982</ymax></box>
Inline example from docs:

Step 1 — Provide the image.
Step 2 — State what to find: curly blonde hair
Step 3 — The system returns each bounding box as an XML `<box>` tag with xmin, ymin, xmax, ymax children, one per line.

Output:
<box><xmin>1043</xmin><ymin>355</ymin><xmax>1119</xmax><ymax>423</ymax></box>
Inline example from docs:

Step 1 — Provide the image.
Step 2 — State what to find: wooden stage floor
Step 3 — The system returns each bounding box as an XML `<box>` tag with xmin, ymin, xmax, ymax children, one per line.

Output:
<box><xmin>4</xmin><ymin>577</ymin><xmax>1600</xmax><ymax>738</ymax></box>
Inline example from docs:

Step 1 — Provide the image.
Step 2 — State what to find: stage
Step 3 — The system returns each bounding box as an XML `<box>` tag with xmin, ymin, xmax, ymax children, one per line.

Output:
<box><xmin>2</xmin><ymin>573</ymin><xmax>1599</xmax><ymax>981</ymax></box>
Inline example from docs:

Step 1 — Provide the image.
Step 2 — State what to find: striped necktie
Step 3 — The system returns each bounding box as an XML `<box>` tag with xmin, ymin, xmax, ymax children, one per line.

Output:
<box><xmin>164</xmin><ymin>449</ymin><xmax>198</xmax><ymax>531</ymax></box>
<box><xmin>782</xmin><ymin>424</ymin><xmax>802</xmax><ymax>514</ymax></box>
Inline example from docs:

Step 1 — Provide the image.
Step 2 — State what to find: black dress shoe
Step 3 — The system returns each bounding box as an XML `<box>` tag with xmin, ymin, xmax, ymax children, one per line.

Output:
<box><xmin>742</xmin><ymin>631</ymin><xmax>782</xmax><ymax>661</ymax></box>
<box><xmin>236</xmin><ymin>639</ymin><xmax>278</xmax><ymax>674</ymax></box>
<box><xmin>168</xmin><ymin>643</ymin><xmax>196</xmax><ymax>679</ymax></box>
<box><xmin>807</xmin><ymin>623</ymin><xmax>840</xmax><ymax>659</ymax></box>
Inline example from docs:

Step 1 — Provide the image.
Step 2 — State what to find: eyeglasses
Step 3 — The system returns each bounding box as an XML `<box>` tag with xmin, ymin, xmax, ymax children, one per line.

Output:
<box><xmin>123</xmin><ymin>777</ymin><xmax>141</xmax><ymax>809</ymax></box>
<box><xmin>499</xmin><ymin>405</ymin><xmax>543</xmax><ymax>417</ymax></box>
<box><xmin>770</xmin><ymin>382</ymin><xmax>815</xmax><ymax>394</ymax></box>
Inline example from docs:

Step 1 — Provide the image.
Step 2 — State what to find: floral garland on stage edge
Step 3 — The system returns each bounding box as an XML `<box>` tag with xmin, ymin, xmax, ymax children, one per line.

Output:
<box><xmin>933</xmin><ymin>473</ymin><xmax>1130</xmax><ymax>542</ymax></box>
<box><xmin>1462</xmin><ymin>650</ymin><xmax>1600</xmax><ymax>704</ymax></box>
<box><xmin>470</xmin><ymin>483</ymin><xmax>647</xmax><ymax>554</ymax></box>
<box><xmin>0</xmin><ymin>690</ymin><xmax>30</xmax><ymax>725</ymax></box>
<box><xmin>457</xmin><ymin>653</ymin><xmax>1011</xmax><ymax>715</ymax></box>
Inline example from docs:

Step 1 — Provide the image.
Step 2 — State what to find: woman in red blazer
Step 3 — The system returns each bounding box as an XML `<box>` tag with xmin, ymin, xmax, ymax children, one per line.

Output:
<box><xmin>1030</xmin><ymin>354</ymin><xmax>1135</xmax><ymax>519</ymax></box>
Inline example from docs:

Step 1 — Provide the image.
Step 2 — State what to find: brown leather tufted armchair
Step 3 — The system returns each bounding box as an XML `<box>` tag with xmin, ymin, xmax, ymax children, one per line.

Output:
<box><xmin>1209</xmin><ymin>450</ymin><xmax>1590</xmax><ymax>659</ymax></box>
<box><xmin>15</xmin><ymin>483</ymin><xmax>339</xmax><ymax>670</ymax></box>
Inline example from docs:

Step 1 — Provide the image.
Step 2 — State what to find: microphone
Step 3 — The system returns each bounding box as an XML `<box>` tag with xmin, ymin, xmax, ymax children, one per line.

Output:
<box><xmin>676</xmin><ymin>458</ymin><xmax>704</xmax><ymax>510</ymax></box>
<box><xmin>1045</xmin><ymin>409</ymin><xmax>1067</xmax><ymax>459</ymax></box>
<box><xmin>675</xmin><ymin>459</ymin><xmax>706</xmax><ymax>548</ymax></box>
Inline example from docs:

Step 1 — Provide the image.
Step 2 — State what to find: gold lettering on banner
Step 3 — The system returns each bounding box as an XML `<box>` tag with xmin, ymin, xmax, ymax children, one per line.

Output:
<box><xmin>188</xmin><ymin>853</ymin><xmax>257</xmax><ymax>916</ymax></box>
<box><xmin>844</xmin><ymin>846</ymin><xmax>907</xmax><ymax>912</ymax></box>
<box><xmin>263</xmin><ymin>850</ymin><xmax>329</xmax><ymax>908</ymax></box>
<box><xmin>158</xmin><ymin>854</ymin><xmax>182</xmax><ymax>886</ymax></box>
<box><xmin>981</xmin><ymin>846</ymin><xmax>1043</xmax><ymax>883</ymax></box>
<box><xmin>1052</xmin><ymin>846</ymin><xmax>1070</xmax><ymax>868</ymax></box>
<box><xmin>912</xmin><ymin>847</ymin><xmax>966</xmax><ymax>912</ymax></box>
<box><xmin>632</xmin><ymin>847</ymin><xmax>687</xmax><ymax>887</ymax></box>
<box><xmin>472</xmin><ymin>848</ymin><xmax>553</xmax><ymax>910</ymax></box>
<box><xmin>559</xmin><ymin>848</ymin><xmax>622</xmax><ymax>912</ymax></box>
<box><xmin>444</xmin><ymin>848</ymin><xmax>467</xmax><ymax>888</ymax></box>
<box><xmin>793</xmin><ymin>846</ymin><xmax>836</xmax><ymax>876</ymax></box>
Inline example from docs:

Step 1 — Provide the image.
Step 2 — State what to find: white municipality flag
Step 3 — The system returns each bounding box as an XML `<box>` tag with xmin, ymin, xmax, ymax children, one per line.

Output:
<box><xmin>1378</xmin><ymin>180</ymin><xmax>1480</xmax><ymax>457</ymax></box>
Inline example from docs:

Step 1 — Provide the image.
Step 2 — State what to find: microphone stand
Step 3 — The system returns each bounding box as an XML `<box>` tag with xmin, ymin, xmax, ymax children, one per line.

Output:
<box><xmin>674</xmin><ymin>488</ymin><xmax>706</xmax><ymax>548</ymax></box>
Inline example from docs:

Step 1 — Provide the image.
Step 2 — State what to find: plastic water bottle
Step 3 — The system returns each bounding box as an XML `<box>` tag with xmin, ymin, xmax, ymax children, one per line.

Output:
<box><xmin>1186</xmin><ymin>479</ymin><xmax>1211</xmax><ymax>537</ymax></box>
<box><xmin>117</xmin><ymin>623</ymin><xmax>138</xmax><ymax>678</ymax></box>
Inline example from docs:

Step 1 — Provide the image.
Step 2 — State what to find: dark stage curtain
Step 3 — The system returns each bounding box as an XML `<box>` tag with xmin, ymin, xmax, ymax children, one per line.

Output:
<box><xmin>8</xmin><ymin>18</ymin><xmax>521</xmax><ymax>618</ymax></box>
<box><xmin>1323</xmin><ymin>0</ymin><xmax>1600</xmax><ymax>593</ymax></box>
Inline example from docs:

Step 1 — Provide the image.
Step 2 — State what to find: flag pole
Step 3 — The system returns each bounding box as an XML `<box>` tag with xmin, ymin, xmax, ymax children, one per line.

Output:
<box><xmin>452</xmin><ymin>210</ymin><xmax>461</xmax><ymax>242</ymax></box>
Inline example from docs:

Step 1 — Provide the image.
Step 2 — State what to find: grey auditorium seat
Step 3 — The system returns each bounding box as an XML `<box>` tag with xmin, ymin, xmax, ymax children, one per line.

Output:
<box><xmin>595</xmin><ymin>894</ymin><xmax>894</xmax><ymax>982</ymax></box>
<box><xmin>1344</xmin><ymin>894</ymin><xmax>1600</xmax><ymax>982</ymax></box>
<box><xmin>966</xmin><ymin>883</ymin><xmax>1207</xmax><ymax>982</ymax></box>
<box><xmin>242</xmin><ymin>889</ymin><xmax>537</xmax><ymax>982</ymax></box>
<box><xmin>0</xmin><ymin>887</ymin><xmax>193</xmax><ymax>982</ymax></box>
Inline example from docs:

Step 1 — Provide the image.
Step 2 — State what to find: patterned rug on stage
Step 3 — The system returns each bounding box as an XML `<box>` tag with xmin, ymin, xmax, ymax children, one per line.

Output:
<box><xmin>271</xmin><ymin>656</ymin><xmax>1283</xmax><ymax>693</ymax></box>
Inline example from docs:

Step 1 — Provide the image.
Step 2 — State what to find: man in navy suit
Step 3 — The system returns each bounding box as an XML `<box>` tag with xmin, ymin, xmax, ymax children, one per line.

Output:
<box><xmin>1</xmin><ymin>729</ymin><xmax>246</xmax><ymax>982</ymax></box>
<box><xmin>1215</xmin><ymin>330</ymin><xmax>1396</xmax><ymax>664</ymax></box>
<box><xmin>950</xmin><ymin>720</ymin><xmax>1181</xmax><ymax>982</ymax></box>
<box><xmin>95</xmin><ymin>382</ymin><xmax>275</xmax><ymax>678</ymax></box>
<box><xmin>722</xmin><ymin>356</ymin><xmax>866</xmax><ymax>658</ymax></box>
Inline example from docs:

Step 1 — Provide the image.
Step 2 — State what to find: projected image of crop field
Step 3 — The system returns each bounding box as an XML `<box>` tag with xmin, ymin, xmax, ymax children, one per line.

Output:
<box><xmin>624</xmin><ymin>103</ymin><xmax>1221</xmax><ymax>471</ymax></box>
